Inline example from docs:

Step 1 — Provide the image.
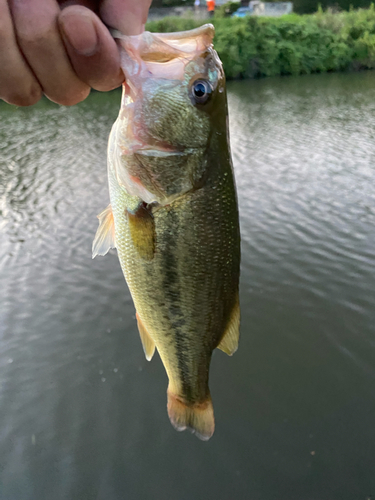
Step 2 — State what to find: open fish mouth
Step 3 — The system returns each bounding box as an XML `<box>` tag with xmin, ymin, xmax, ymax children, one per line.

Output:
<box><xmin>112</xmin><ymin>25</ymin><xmax>215</xmax><ymax>81</ymax></box>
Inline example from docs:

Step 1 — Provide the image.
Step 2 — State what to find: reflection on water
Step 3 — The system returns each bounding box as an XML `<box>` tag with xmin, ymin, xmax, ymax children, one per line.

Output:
<box><xmin>1</xmin><ymin>73</ymin><xmax>375</xmax><ymax>499</ymax></box>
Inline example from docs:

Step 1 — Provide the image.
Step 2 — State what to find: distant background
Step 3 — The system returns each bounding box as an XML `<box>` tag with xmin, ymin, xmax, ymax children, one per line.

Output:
<box><xmin>148</xmin><ymin>0</ymin><xmax>375</xmax><ymax>16</ymax></box>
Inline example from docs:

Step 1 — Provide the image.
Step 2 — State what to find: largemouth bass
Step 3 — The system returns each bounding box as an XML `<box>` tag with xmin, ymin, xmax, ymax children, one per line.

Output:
<box><xmin>93</xmin><ymin>24</ymin><xmax>240</xmax><ymax>440</ymax></box>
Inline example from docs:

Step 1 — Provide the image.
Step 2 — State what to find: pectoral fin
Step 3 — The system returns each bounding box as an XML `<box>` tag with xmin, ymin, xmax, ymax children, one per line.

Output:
<box><xmin>127</xmin><ymin>203</ymin><xmax>155</xmax><ymax>261</ymax></box>
<box><xmin>136</xmin><ymin>312</ymin><xmax>155</xmax><ymax>361</ymax></box>
<box><xmin>92</xmin><ymin>204</ymin><xmax>116</xmax><ymax>258</ymax></box>
<box><xmin>217</xmin><ymin>297</ymin><xmax>240</xmax><ymax>356</ymax></box>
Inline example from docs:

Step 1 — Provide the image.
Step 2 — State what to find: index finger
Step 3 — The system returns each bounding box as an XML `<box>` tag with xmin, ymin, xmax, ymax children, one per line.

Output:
<box><xmin>9</xmin><ymin>0</ymin><xmax>90</xmax><ymax>105</ymax></box>
<box><xmin>0</xmin><ymin>0</ymin><xmax>42</xmax><ymax>105</ymax></box>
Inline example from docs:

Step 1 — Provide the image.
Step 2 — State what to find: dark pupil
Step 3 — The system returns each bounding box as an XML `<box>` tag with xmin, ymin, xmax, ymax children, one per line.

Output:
<box><xmin>194</xmin><ymin>82</ymin><xmax>206</xmax><ymax>97</ymax></box>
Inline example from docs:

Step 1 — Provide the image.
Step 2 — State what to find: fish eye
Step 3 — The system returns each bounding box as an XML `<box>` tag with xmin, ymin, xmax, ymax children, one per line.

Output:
<box><xmin>191</xmin><ymin>79</ymin><xmax>212</xmax><ymax>105</ymax></box>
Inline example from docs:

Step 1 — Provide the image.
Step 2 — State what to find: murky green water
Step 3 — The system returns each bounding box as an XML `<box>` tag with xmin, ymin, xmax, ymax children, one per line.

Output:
<box><xmin>1</xmin><ymin>71</ymin><xmax>375</xmax><ymax>500</ymax></box>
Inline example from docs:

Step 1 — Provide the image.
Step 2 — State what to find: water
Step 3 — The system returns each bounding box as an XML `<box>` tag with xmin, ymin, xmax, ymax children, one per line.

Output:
<box><xmin>1</xmin><ymin>72</ymin><xmax>375</xmax><ymax>500</ymax></box>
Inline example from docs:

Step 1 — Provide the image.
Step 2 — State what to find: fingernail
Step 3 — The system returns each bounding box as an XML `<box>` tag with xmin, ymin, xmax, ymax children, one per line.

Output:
<box><xmin>60</xmin><ymin>13</ymin><xmax>98</xmax><ymax>56</ymax></box>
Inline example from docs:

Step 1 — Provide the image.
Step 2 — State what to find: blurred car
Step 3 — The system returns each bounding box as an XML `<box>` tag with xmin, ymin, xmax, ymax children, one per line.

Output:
<box><xmin>231</xmin><ymin>6</ymin><xmax>252</xmax><ymax>17</ymax></box>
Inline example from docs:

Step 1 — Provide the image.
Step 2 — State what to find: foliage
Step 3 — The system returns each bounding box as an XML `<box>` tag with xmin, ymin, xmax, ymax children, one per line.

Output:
<box><xmin>146</xmin><ymin>6</ymin><xmax>375</xmax><ymax>78</ymax></box>
<box><xmin>146</xmin><ymin>16</ymin><xmax>201</xmax><ymax>33</ymax></box>
<box><xmin>293</xmin><ymin>0</ymin><xmax>372</xmax><ymax>14</ymax></box>
<box><xmin>214</xmin><ymin>1</ymin><xmax>241</xmax><ymax>18</ymax></box>
<box><xmin>161</xmin><ymin>0</ymin><xmax>194</xmax><ymax>6</ymax></box>
<box><xmin>152</xmin><ymin>0</ymin><xmax>194</xmax><ymax>6</ymax></box>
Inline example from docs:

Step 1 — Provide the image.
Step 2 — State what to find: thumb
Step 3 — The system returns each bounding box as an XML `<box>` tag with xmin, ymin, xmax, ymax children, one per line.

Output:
<box><xmin>59</xmin><ymin>5</ymin><xmax>123</xmax><ymax>92</ymax></box>
<box><xmin>99</xmin><ymin>0</ymin><xmax>152</xmax><ymax>35</ymax></box>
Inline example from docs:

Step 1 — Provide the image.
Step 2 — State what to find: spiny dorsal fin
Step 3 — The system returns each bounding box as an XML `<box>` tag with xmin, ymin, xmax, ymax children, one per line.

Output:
<box><xmin>92</xmin><ymin>204</ymin><xmax>116</xmax><ymax>258</ymax></box>
<box><xmin>217</xmin><ymin>297</ymin><xmax>240</xmax><ymax>356</ymax></box>
<box><xmin>136</xmin><ymin>312</ymin><xmax>155</xmax><ymax>361</ymax></box>
<box><xmin>127</xmin><ymin>203</ymin><xmax>155</xmax><ymax>261</ymax></box>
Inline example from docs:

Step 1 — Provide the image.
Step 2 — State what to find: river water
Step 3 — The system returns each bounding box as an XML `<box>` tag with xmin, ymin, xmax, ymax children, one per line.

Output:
<box><xmin>1</xmin><ymin>71</ymin><xmax>375</xmax><ymax>500</ymax></box>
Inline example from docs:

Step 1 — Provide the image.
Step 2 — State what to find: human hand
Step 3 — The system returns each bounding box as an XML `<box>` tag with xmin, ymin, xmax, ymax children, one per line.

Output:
<box><xmin>0</xmin><ymin>0</ymin><xmax>152</xmax><ymax>107</ymax></box>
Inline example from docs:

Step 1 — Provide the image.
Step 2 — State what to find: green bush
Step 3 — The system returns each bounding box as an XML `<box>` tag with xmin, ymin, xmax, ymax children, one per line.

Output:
<box><xmin>146</xmin><ymin>7</ymin><xmax>375</xmax><ymax>78</ymax></box>
<box><xmin>160</xmin><ymin>0</ymin><xmax>194</xmax><ymax>5</ymax></box>
<box><xmin>146</xmin><ymin>17</ymin><xmax>201</xmax><ymax>33</ymax></box>
<box><xmin>214</xmin><ymin>1</ymin><xmax>241</xmax><ymax>18</ymax></box>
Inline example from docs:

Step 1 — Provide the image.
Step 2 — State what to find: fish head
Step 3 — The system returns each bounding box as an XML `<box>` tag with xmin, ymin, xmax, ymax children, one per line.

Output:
<box><xmin>110</xmin><ymin>25</ymin><xmax>227</xmax><ymax>205</ymax></box>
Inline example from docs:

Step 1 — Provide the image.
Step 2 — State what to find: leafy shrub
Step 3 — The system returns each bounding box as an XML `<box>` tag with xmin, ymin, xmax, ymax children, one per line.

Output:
<box><xmin>146</xmin><ymin>17</ymin><xmax>201</xmax><ymax>33</ymax></box>
<box><xmin>160</xmin><ymin>0</ymin><xmax>194</xmax><ymax>5</ymax></box>
<box><xmin>214</xmin><ymin>1</ymin><xmax>241</xmax><ymax>18</ymax></box>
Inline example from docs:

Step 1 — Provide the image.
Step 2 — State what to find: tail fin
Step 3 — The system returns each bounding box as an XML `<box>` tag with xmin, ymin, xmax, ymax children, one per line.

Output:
<box><xmin>167</xmin><ymin>391</ymin><xmax>215</xmax><ymax>441</ymax></box>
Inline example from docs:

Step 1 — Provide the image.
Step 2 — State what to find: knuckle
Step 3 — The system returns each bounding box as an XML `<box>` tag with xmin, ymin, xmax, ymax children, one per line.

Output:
<box><xmin>1</xmin><ymin>84</ymin><xmax>42</xmax><ymax>107</ymax></box>
<box><xmin>17</xmin><ymin>26</ymin><xmax>54</xmax><ymax>48</ymax></box>
<box><xmin>0</xmin><ymin>27</ymin><xmax>8</xmax><ymax>46</ymax></box>
<box><xmin>0</xmin><ymin>11</ymin><xmax>11</xmax><ymax>43</ymax></box>
<box><xmin>91</xmin><ymin>79</ymin><xmax>122</xmax><ymax>93</ymax></box>
<box><xmin>47</xmin><ymin>85</ymin><xmax>90</xmax><ymax>106</ymax></box>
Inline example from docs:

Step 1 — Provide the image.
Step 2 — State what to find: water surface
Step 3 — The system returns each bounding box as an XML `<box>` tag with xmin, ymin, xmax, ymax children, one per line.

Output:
<box><xmin>1</xmin><ymin>72</ymin><xmax>375</xmax><ymax>499</ymax></box>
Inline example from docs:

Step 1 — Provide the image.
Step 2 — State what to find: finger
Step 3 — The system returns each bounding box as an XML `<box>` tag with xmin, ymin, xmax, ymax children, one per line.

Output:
<box><xmin>0</xmin><ymin>0</ymin><xmax>41</xmax><ymax>106</ymax></box>
<box><xmin>9</xmin><ymin>0</ymin><xmax>90</xmax><ymax>106</ymax></box>
<box><xmin>58</xmin><ymin>5</ymin><xmax>123</xmax><ymax>92</ymax></box>
<box><xmin>99</xmin><ymin>0</ymin><xmax>152</xmax><ymax>35</ymax></box>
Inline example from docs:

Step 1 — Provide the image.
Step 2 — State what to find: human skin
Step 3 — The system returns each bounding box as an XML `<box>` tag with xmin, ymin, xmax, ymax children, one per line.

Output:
<box><xmin>0</xmin><ymin>0</ymin><xmax>152</xmax><ymax>106</ymax></box>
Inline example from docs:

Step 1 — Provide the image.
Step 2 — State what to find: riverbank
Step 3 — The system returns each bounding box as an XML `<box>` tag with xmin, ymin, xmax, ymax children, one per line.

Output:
<box><xmin>146</xmin><ymin>6</ymin><xmax>375</xmax><ymax>79</ymax></box>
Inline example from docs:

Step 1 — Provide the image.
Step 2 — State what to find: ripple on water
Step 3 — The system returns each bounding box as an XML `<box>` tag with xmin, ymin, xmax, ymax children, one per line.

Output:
<box><xmin>1</xmin><ymin>75</ymin><xmax>375</xmax><ymax>498</ymax></box>
<box><xmin>229</xmin><ymin>74</ymin><xmax>375</xmax><ymax>363</ymax></box>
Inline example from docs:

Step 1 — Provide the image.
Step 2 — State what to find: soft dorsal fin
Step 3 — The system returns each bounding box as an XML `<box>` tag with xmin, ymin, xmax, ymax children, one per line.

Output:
<box><xmin>136</xmin><ymin>312</ymin><xmax>155</xmax><ymax>361</ymax></box>
<box><xmin>92</xmin><ymin>204</ymin><xmax>116</xmax><ymax>258</ymax></box>
<box><xmin>127</xmin><ymin>203</ymin><xmax>155</xmax><ymax>261</ymax></box>
<box><xmin>217</xmin><ymin>297</ymin><xmax>240</xmax><ymax>356</ymax></box>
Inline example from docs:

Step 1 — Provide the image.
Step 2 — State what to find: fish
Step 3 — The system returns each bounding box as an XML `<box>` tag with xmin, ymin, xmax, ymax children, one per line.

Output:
<box><xmin>92</xmin><ymin>24</ymin><xmax>240</xmax><ymax>441</ymax></box>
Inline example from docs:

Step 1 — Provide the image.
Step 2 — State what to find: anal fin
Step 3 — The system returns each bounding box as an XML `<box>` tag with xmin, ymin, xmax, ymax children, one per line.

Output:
<box><xmin>136</xmin><ymin>312</ymin><xmax>155</xmax><ymax>361</ymax></box>
<box><xmin>217</xmin><ymin>296</ymin><xmax>240</xmax><ymax>356</ymax></box>
<box><xmin>92</xmin><ymin>204</ymin><xmax>116</xmax><ymax>258</ymax></box>
<box><xmin>127</xmin><ymin>203</ymin><xmax>155</xmax><ymax>261</ymax></box>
